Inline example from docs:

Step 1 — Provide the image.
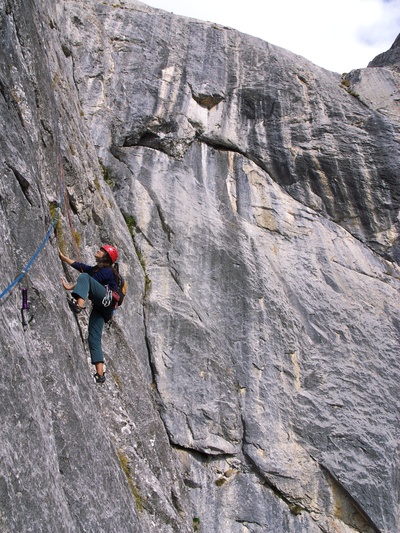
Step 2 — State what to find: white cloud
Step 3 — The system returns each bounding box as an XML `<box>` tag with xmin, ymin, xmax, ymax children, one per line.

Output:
<box><xmin>140</xmin><ymin>0</ymin><xmax>399</xmax><ymax>72</ymax></box>
<box><xmin>357</xmin><ymin>0</ymin><xmax>400</xmax><ymax>47</ymax></box>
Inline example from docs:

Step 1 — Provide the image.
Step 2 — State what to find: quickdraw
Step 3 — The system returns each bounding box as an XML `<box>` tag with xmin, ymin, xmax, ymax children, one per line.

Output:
<box><xmin>102</xmin><ymin>286</ymin><xmax>113</xmax><ymax>308</ymax></box>
<box><xmin>21</xmin><ymin>287</ymin><xmax>33</xmax><ymax>328</ymax></box>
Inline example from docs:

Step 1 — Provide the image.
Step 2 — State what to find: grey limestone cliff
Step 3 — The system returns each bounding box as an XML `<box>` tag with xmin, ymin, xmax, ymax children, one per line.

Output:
<box><xmin>0</xmin><ymin>1</ymin><xmax>399</xmax><ymax>532</ymax></box>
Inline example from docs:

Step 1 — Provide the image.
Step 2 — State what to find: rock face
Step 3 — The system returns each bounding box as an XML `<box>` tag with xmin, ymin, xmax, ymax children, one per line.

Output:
<box><xmin>347</xmin><ymin>35</ymin><xmax>400</xmax><ymax>128</ymax></box>
<box><xmin>0</xmin><ymin>1</ymin><xmax>399</xmax><ymax>532</ymax></box>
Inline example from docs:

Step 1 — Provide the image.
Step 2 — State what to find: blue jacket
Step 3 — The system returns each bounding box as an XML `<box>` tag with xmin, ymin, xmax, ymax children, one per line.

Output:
<box><xmin>72</xmin><ymin>262</ymin><xmax>118</xmax><ymax>292</ymax></box>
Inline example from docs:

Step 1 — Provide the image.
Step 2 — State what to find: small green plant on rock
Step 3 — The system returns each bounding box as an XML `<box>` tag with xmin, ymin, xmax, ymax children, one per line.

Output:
<box><xmin>99</xmin><ymin>160</ymin><xmax>115</xmax><ymax>188</ymax></box>
<box><xmin>339</xmin><ymin>76</ymin><xmax>359</xmax><ymax>99</ymax></box>
<box><xmin>123</xmin><ymin>213</ymin><xmax>136</xmax><ymax>237</ymax></box>
<box><xmin>117</xmin><ymin>449</ymin><xmax>144</xmax><ymax>512</ymax></box>
<box><xmin>289</xmin><ymin>503</ymin><xmax>303</xmax><ymax>515</ymax></box>
<box><xmin>49</xmin><ymin>201</ymin><xmax>66</xmax><ymax>253</ymax></box>
<box><xmin>94</xmin><ymin>177</ymin><xmax>104</xmax><ymax>200</ymax></box>
<box><xmin>72</xmin><ymin>229</ymin><xmax>81</xmax><ymax>247</ymax></box>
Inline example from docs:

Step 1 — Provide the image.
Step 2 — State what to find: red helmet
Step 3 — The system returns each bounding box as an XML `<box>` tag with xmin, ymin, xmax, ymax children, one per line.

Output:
<box><xmin>101</xmin><ymin>244</ymin><xmax>118</xmax><ymax>264</ymax></box>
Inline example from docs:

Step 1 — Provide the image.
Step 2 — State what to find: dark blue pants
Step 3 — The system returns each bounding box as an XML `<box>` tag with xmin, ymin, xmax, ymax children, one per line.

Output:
<box><xmin>72</xmin><ymin>273</ymin><xmax>113</xmax><ymax>364</ymax></box>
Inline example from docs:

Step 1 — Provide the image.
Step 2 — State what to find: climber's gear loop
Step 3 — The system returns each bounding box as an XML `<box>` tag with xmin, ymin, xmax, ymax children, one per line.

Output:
<box><xmin>102</xmin><ymin>286</ymin><xmax>113</xmax><ymax>307</ymax></box>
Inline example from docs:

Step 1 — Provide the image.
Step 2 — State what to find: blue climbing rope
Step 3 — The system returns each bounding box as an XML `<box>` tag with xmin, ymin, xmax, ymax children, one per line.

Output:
<box><xmin>0</xmin><ymin>186</ymin><xmax>64</xmax><ymax>301</ymax></box>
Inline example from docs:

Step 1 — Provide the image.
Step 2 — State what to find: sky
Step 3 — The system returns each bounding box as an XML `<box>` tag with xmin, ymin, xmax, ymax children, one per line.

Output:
<box><xmin>141</xmin><ymin>0</ymin><xmax>400</xmax><ymax>73</ymax></box>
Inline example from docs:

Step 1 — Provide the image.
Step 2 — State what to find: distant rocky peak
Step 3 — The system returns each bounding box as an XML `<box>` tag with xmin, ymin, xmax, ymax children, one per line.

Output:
<box><xmin>368</xmin><ymin>32</ymin><xmax>400</xmax><ymax>69</ymax></box>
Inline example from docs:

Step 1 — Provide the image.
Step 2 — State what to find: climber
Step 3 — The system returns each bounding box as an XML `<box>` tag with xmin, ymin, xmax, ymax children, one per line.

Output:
<box><xmin>59</xmin><ymin>245</ymin><xmax>120</xmax><ymax>384</ymax></box>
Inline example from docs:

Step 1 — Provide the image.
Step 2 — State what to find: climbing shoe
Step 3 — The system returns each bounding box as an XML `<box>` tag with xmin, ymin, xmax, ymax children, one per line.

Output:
<box><xmin>94</xmin><ymin>372</ymin><xmax>106</xmax><ymax>384</ymax></box>
<box><xmin>67</xmin><ymin>296</ymin><xmax>85</xmax><ymax>314</ymax></box>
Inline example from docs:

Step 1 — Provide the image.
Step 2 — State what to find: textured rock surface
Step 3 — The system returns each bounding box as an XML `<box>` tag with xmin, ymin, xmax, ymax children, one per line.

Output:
<box><xmin>348</xmin><ymin>35</ymin><xmax>400</xmax><ymax>126</ymax></box>
<box><xmin>0</xmin><ymin>1</ymin><xmax>399</xmax><ymax>532</ymax></box>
